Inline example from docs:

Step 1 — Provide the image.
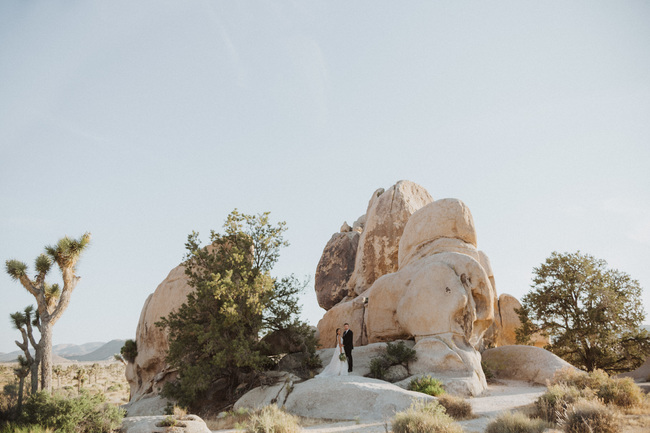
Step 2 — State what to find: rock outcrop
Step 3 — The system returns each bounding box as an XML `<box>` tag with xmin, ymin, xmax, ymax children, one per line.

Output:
<box><xmin>315</xmin><ymin>231</ymin><xmax>359</xmax><ymax>310</ymax></box>
<box><xmin>121</xmin><ymin>415</ymin><xmax>211</xmax><ymax>433</ymax></box>
<box><xmin>482</xmin><ymin>345</ymin><xmax>577</xmax><ymax>385</ymax></box>
<box><xmin>236</xmin><ymin>375</ymin><xmax>434</xmax><ymax>421</ymax></box>
<box><xmin>126</xmin><ymin>265</ymin><xmax>192</xmax><ymax>402</ymax></box>
<box><xmin>316</xmin><ymin>183</ymin><xmax>500</xmax><ymax>396</ymax></box>
<box><xmin>347</xmin><ymin>181</ymin><xmax>433</xmax><ymax>297</ymax></box>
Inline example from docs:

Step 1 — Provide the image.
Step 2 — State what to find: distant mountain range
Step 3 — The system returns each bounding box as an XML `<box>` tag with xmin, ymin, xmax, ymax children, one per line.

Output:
<box><xmin>0</xmin><ymin>339</ymin><xmax>126</xmax><ymax>363</ymax></box>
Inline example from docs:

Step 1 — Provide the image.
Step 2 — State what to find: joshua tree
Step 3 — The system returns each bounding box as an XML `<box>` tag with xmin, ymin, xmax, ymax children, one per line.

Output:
<box><xmin>73</xmin><ymin>368</ymin><xmax>87</xmax><ymax>393</ymax></box>
<box><xmin>5</xmin><ymin>233</ymin><xmax>91</xmax><ymax>392</ymax></box>
<box><xmin>10</xmin><ymin>305</ymin><xmax>42</xmax><ymax>394</ymax></box>
<box><xmin>14</xmin><ymin>355</ymin><xmax>30</xmax><ymax>412</ymax></box>
<box><xmin>89</xmin><ymin>363</ymin><xmax>100</xmax><ymax>384</ymax></box>
<box><xmin>53</xmin><ymin>365</ymin><xmax>63</xmax><ymax>389</ymax></box>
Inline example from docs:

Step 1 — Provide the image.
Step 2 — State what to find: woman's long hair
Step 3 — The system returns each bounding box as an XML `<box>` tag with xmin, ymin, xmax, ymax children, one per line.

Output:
<box><xmin>335</xmin><ymin>328</ymin><xmax>340</xmax><ymax>346</ymax></box>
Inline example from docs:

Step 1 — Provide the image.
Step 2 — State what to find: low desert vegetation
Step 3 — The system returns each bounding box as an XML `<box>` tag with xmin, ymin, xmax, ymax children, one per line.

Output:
<box><xmin>367</xmin><ymin>341</ymin><xmax>417</xmax><ymax>380</ymax></box>
<box><xmin>559</xmin><ymin>399</ymin><xmax>619</xmax><ymax>433</ymax></box>
<box><xmin>408</xmin><ymin>375</ymin><xmax>446</xmax><ymax>396</ymax></box>
<box><xmin>244</xmin><ymin>404</ymin><xmax>301</xmax><ymax>433</ymax></box>
<box><xmin>485</xmin><ymin>411</ymin><xmax>548</xmax><ymax>433</ymax></box>
<box><xmin>437</xmin><ymin>394</ymin><xmax>473</xmax><ymax>420</ymax></box>
<box><xmin>391</xmin><ymin>400</ymin><xmax>463</xmax><ymax>433</ymax></box>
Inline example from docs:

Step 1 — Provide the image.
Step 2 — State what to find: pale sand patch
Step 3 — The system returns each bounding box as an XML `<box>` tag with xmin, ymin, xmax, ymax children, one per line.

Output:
<box><xmin>210</xmin><ymin>380</ymin><xmax>546</xmax><ymax>433</ymax></box>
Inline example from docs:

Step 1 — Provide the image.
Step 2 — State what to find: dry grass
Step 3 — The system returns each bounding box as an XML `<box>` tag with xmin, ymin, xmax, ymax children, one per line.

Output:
<box><xmin>485</xmin><ymin>411</ymin><xmax>549</xmax><ymax>433</ymax></box>
<box><xmin>437</xmin><ymin>394</ymin><xmax>474</xmax><ymax>420</ymax></box>
<box><xmin>245</xmin><ymin>405</ymin><xmax>301</xmax><ymax>433</ymax></box>
<box><xmin>392</xmin><ymin>400</ymin><xmax>463</xmax><ymax>433</ymax></box>
<box><xmin>560</xmin><ymin>399</ymin><xmax>620</xmax><ymax>433</ymax></box>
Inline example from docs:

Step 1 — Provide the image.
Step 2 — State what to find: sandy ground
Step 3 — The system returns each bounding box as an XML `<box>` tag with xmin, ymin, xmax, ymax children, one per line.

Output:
<box><xmin>210</xmin><ymin>380</ymin><xmax>546</xmax><ymax>433</ymax></box>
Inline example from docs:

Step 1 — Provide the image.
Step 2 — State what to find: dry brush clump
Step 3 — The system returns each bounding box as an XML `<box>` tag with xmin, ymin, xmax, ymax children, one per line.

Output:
<box><xmin>485</xmin><ymin>411</ymin><xmax>549</xmax><ymax>433</ymax></box>
<box><xmin>436</xmin><ymin>394</ymin><xmax>474</xmax><ymax>420</ymax></box>
<box><xmin>244</xmin><ymin>405</ymin><xmax>301</xmax><ymax>433</ymax></box>
<box><xmin>391</xmin><ymin>400</ymin><xmax>463</xmax><ymax>433</ymax></box>
<box><xmin>559</xmin><ymin>399</ymin><xmax>619</xmax><ymax>433</ymax></box>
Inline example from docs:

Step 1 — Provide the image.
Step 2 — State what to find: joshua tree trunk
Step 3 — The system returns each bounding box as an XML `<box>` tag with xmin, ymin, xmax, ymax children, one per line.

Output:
<box><xmin>17</xmin><ymin>376</ymin><xmax>25</xmax><ymax>412</ymax></box>
<box><xmin>40</xmin><ymin>324</ymin><xmax>53</xmax><ymax>392</ymax></box>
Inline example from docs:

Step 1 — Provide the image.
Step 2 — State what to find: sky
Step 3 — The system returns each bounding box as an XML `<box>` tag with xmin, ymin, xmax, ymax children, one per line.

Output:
<box><xmin>1</xmin><ymin>1</ymin><xmax>649</xmax><ymax>354</ymax></box>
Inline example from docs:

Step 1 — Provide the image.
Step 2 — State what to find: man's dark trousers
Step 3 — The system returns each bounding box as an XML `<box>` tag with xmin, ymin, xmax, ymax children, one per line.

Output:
<box><xmin>343</xmin><ymin>329</ymin><xmax>354</xmax><ymax>372</ymax></box>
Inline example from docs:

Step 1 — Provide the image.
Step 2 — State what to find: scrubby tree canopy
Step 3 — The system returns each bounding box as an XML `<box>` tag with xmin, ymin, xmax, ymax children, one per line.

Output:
<box><xmin>516</xmin><ymin>251</ymin><xmax>650</xmax><ymax>373</ymax></box>
<box><xmin>157</xmin><ymin>210</ymin><xmax>315</xmax><ymax>409</ymax></box>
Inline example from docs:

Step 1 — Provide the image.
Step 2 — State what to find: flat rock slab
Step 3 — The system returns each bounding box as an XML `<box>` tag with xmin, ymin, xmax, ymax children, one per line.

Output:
<box><xmin>236</xmin><ymin>375</ymin><xmax>433</xmax><ymax>422</ymax></box>
<box><xmin>122</xmin><ymin>415</ymin><xmax>211</xmax><ymax>433</ymax></box>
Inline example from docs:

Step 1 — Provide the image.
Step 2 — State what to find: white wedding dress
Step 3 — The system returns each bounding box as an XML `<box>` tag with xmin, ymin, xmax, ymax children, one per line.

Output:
<box><xmin>316</xmin><ymin>336</ymin><xmax>348</xmax><ymax>378</ymax></box>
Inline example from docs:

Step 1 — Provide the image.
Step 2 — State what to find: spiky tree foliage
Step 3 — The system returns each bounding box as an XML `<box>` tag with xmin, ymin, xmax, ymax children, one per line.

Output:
<box><xmin>5</xmin><ymin>233</ymin><xmax>91</xmax><ymax>392</ymax></box>
<box><xmin>73</xmin><ymin>368</ymin><xmax>87</xmax><ymax>393</ymax></box>
<box><xmin>10</xmin><ymin>305</ymin><xmax>42</xmax><ymax>394</ymax></box>
<box><xmin>14</xmin><ymin>355</ymin><xmax>31</xmax><ymax>412</ymax></box>
<box><xmin>516</xmin><ymin>251</ymin><xmax>650</xmax><ymax>373</ymax></box>
<box><xmin>53</xmin><ymin>365</ymin><xmax>63</xmax><ymax>389</ymax></box>
<box><xmin>157</xmin><ymin>210</ymin><xmax>314</xmax><ymax>409</ymax></box>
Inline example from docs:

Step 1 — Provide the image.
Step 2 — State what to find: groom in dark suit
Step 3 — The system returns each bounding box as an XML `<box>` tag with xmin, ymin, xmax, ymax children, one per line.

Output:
<box><xmin>342</xmin><ymin>323</ymin><xmax>353</xmax><ymax>372</ymax></box>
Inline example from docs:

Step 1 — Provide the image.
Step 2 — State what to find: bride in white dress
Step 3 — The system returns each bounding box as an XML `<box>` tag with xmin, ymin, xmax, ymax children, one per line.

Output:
<box><xmin>316</xmin><ymin>328</ymin><xmax>348</xmax><ymax>378</ymax></box>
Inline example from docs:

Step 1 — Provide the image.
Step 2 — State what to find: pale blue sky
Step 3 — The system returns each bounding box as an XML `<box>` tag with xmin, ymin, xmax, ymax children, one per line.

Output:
<box><xmin>1</xmin><ymin>1</ymin><xmax>649</xmax><ymax>353</ymax></box>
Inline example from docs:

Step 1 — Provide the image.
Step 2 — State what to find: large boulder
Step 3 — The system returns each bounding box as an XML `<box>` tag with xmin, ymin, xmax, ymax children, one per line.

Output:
<box><xmin>235</xmin><ymin>375</ymin><xmax>434</xmax><ymax>421</ymax></box>
<box><xmin>316</xmin><ymin>296</ymin><xmax>366</xmax><ymax>348</ymax></box>
<box><xmin>126</xmin><ymin>264</ymin><xmax>192</xmax><ymax>402</ymax></box>
<box><xmin>347</xmin><ymin>181</ymin><xmax>433</xmax><ymax>297</ymax></box>
<box><xmin>315</xmin><ymin>231</ymin><xmax>359</xmax><ymax>310</ymax></box>
<box><xmin>482</xmin><ymin>345</ymin><xmax>577</xmax><ymax>385</ymax></box>
<box><xmin>495</xmin><ymin>294</ymin><xmax>523</xmax><ymax>346</ymax></box>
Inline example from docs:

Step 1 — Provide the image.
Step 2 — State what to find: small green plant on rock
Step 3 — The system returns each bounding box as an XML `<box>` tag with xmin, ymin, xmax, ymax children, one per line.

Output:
<box><xmin>408</xmin><ymin>375</ymin><xmax>445</xmax><ymax>396</ymax></box>
<box><xmin>367</xmin><ymin>341</ymin><xmax>417</xmax><ymax>381</ymax></box>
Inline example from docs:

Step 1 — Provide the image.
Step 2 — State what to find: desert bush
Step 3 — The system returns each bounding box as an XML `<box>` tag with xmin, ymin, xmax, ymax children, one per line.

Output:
<box><xmin>560</xmin><ymin>399</ymin><xmax>619</xmax><ymax>433</ymax></box>
<box><xmin>369</xmin><ymin>357</ymin><xmax>390</xmax><ymax>380</ymax></box>
<box><xmin>534</xmin><ymin>384</ymin><xmax>593</xmax><ymax>423</ymax></box>
<box><xmin>0</xmin><ymin>424</ymin><xmax>54</xmax><ymax>433</ymax></box>
<box><xmin>392</xmin><ymin>400</ymin><xmax>462</xmax><ymax>433</ymax></box>
<box><xmin>551</xmin><ymin>367</ymin><xmax>643</xmax><ymax>409</ymax></box>
<box><xmin>385</xmin><ymin>341</ymin><xmax>418</xmax><ymax>368</ymax></box>
<box><xmin>408</xmin><ymin>375</ymin><xmax>446</xmax><ymax>396</ymax></box>
<box><xmin>485</xmin><ymin>411</ymin><xmax>548</xmax><ymax>433</ymax></box>
<box><xmin>482</xmin><ymin>361</ymin><xmax>496</xmax><ymax>382</ymax></box>
<box><xmin>19</xmin><ymin>390</ymin><xmax>124</xmax><ymax>433</ymax></box>
<box><xmin>120</xmin><ymin>339</ymin><xmax>138</xmax><ymax>364</ymax></box>
<box><xmin>437</xmin><ymin>394</ymin><xmax>473</xmax><ymax>420</ymax></box>
<box><xmin>597</xmin><ymin>376</ymin><xmax>644</xmax><ymax>408</ymax></box>
<box><xmin>245</xmin><ymin>404</ymin><xmax>300</xmax><ymax>433</ymax></box>
<box><xmin>367</xmin><ymin>341</ymin><xmax>417</xmax><ymax>380</ymax></box>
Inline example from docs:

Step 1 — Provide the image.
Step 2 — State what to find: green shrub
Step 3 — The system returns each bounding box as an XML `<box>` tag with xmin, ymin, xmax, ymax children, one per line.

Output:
<box><xmin>369</xmin><ymin>357</ymin><xmax>390</xmax><ymax>380</ymax></box>
<box><xmin>408</xmin><ymin>375</ymin><xmax>446</xmax><ymax>396</ymax></box>
<box><xmin>392</xmin><ymin>400</ymin><xmax>462</xmax><ymax>433</ymax></box>
<box><xmin>367</xmin><ymin>341</ymin><xmax>417</xmax><ymax>380</ymax></box>
<box><xmin>485</xmin><ymin>411</ymin><xmax>548</xmax><ymax>433</ymax></box>
<box><xmin>437</xmin><ymin>394</ymin><xmax>473</xmax><ymax>420</ymax></box>
<box><xmin>19</xmin><ymin>391</ymin><xmax>124</xmax><ymax>433</ymax></box>
<box><xmin>120</xmin><ymin>339</ymin><xmax>138</xmax><ymax>363</ymax></box>
<box><xmin>0</xmin><ymin>424</ymin><xmax>54</xmax><ymax>433</ymax></box>
<box><xmin>482</xmin><ymin>361</ymin><xmax>495</xmax><ymax>382</ymax></box>
<box><xmin>560</xmin><ymin>399</ymin><xmax>619</xmax><ymax>433</ymax></box>
<box><xmin>245</xmin><ymin>405</ymin><xmax>300</xmax><ymax>433</ymax></box>
<box><xmin>385</xmin><ymin>341</ymin><xmax>418</xmax><ymax>367</ymax></box>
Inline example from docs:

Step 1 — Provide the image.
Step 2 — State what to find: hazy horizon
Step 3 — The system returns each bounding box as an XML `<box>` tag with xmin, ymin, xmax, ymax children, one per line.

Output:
<box><xmin>1</xmin><ymin>1</ymin><xmax>649</xmax><ymax>353</ymax></box>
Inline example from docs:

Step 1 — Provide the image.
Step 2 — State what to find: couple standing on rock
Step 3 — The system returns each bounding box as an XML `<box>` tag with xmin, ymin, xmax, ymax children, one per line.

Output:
<box><xmin>316</xmin><ymin>323</ymin><xmax>354</xmax><ymax>378</ymax></box>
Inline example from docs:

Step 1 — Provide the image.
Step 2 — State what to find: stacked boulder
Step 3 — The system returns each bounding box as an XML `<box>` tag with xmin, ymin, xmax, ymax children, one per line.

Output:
<box><xmin>315</xmin><ymin>180</ymin><xmax>526</xmax><ymax>395</ymax></box>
